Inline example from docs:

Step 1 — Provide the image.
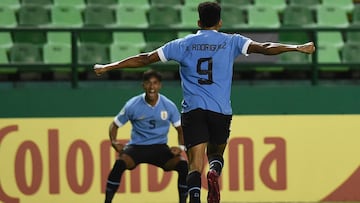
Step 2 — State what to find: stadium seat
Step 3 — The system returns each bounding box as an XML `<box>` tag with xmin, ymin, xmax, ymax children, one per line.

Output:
<box><xmin>85</xmin><ymin>0</ymin><xmax>118</xmax><ymax>6</ymax></box>
<box><xmin>149</xmin><ymin>0</ymin><xmax>182</xmax><ymax>7</ymax></box>
<box><xmin>181</xmin><ymin>5</ymin><xmax>198</xmax><ymax>28</ymax></box>
<box><xmin>281</xmin><ymin>5</ymin><xmax>315</xmax><ymax>27</ymax></box>
<box><xmin>20</xmin><ymin>0</ymin><xmax>52</xmax><ymax>6</ymax></box>
<box><xmin>184</xmin><ymin>0</ymin><xmax>203</xmax><ymax>6</ymax></box>
<box><xmin>48</xmin><ymin>33</ymin><xmax>67</xmax><ymax>46</ymax></box>
<box><xmin>141</xmin><ymin>42</ymin><xmax>163</xmax><ymax>53</ymax></box>
<box><xmin>317</xmin><ymin>45</ymin><xmax>341</xmax><ymax>63</ymax></box>
<box><xmin>279</xmin><ymin>32</ymin><xmax>309</xmax><ymax>44</ymax></box>
<box><xmin>0</xmin><ymin>33</ymin><xmax>12</xmax><ymax>47</ymax></box>
<box><xmin>144</xmin><ymin>31</ymin><xmax>178</xmax><ymax>43</ymax></box>
<box><xmin>288</xmin><ymin>0</ymin><xmax>319</xmax><ymax>8</ymax></box>
<box><xmin>110</xmin><ymin>44</ymin><xmax>140</xmax><ymax>61</ymax></box>
<box><xmin>0</xmin><ymin>47</ymin><xmax>8</xmax><ymax>63</ymax></box>
<box><xmin>12</xmin><ymin>31</ymin><xmax>47</xmax><ymax>45</ymax></box>
<box><xmin>248</xmin><ymin>6</ymin><xmax>280</xmax><ymax>28</ymax></box>
<box><xmin>147</xmin><ymin>6</ymin><xmax>181</xmax><ymax>27</ymax></box>
<box><xmin>0</xmin><ymin>7</ymin><xmax>16</xmax><ymax>27</ymax></box>
<box><xmin>79</xmin><ymin>6</ymin><xmax>116</xmax><ymax>44</ymax></box>
<box><xmin>346</xmin><ymin>29</ymin><xmax>360</xmax><ymax>44</ymax></box>
<box><xmin>53</xmin><ymin>0</ymin><xmax>85</xmax><ymax>8</ymax></box>
<box><xmin>220</xmin><ymin>0</ymin><xmax>252</xmax><ymax>7</ymax></box>
<box><xmin>351</xmin><ymin>5</ymin><xmax>360</xmax><ymax>25</ymax></box>
<box><xmin>78</xmin><ymin>43</ymin><xmax>110</xmax><ymax>64</ymax></box>
<box><xmin>178</xmin><ymin>31</ymin><xmax>193</xmax><ymax>38</ymax></box>
<box><xmin>113</xmin><ymin>32</ymin><xmax>145</xmax><ymax>47</ymax></box>
<box><xmin>279</xmin><ymin>51</ymin><xmax>310</xmax><ymax>64</ymax></box>
<box><xmin>51</xmin><ymin>5</ymin><xmax>82</xmax><ymax>27</ymax></box>
<box><xmin>317</xmin><ymin>45</ymin><xmax>347</xmax><ymax>72</ymax></box>
<box><xmin>43</xmin><ymin>43</ymin><xmax>71</xmax><ymax>63</ymax></box>
<box><xmin>110</xmin><ymin>44</ymin><xmax>149</xmax><ymax>75</ymax></box>
<box><xmin>0</xmin><ymin>46</ymin><xmax>17</xmax><ymax>74</ymax></box>
<box><xmin>341</xmin><ymin>43</ymin><xmax>360</xmax><ymax>63</ymax></box>
<box><xmin>82</xmin><ymin>5</ymin><xmax>116</xmax><ymax>27</ymax></box>
<box><xmin>78</xmin><ymin>31</ymin><xmax>113</xmax><ymax>44</ymax></box>
<box><xmin>0</xmin><ymin>0</ymin><xmax>20</xmax><ymax>9</ymax></box>
<box><xmin>116</xmin><ymin>6</ymin><xmax>148</xmax><ymax>28</ymax></box>
<box><xmin>16</xmin><ymin>5</ymin><xmax>51</xmax><ymax>26</ymax></box>
<box><xmin>13</xmin><ymin>5</ymin><xmax>49</xmax><ymax>45</ymax></box>
<box><xmin>118</xmin><ymin>0</ymin><xmax>149</xmax><ymax>9</ymax></box>
<box><xmin>317</xmin><ymin>6</ymin><xmax>349</xmax><ymax>27</ymax></box>
<box><xmin>317</xmin><ymin>32</ymin><xmax>344</xmax><ymax>48</ymax></box>
<box><xmin>322</xmin><ymin>0</ymin><xmax>354</xmax><ymax>12</ymax></box>
<box><xmin>8</xmin><ymin>43</ymin><xmax>42</xmax><ymax>63</ymax></box>
<box><xmin>253</xmin><ymin>0</ymin><xmax>286</xmax><ymax>11</ymax></box>
<box><xmin>221</xmin><ymin>6</ymin><xmax>247</xmax><ymax>28</ymax></box>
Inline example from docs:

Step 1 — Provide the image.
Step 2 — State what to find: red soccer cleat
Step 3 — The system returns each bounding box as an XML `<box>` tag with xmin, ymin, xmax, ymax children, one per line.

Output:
<box><xmin>207</xmin><ymin>170</ymin><xmax>220</xmax><ymax>203</ymax></box>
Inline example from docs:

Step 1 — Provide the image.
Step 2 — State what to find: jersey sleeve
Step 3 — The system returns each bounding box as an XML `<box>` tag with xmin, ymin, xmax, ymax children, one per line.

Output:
<box><xmin>167</xmin><ymin>100</ymin><xmax>181</xmax><ymax>127</ymax></box>
<box><xmin>234</xmin><ymin>34</ymin><xmax>252</xmax><ymax>56</ymax></box>
<box><xmin>157</xmin><ymin>39</ymin><xmax>184</xmax><ymax>63</ymax></box>
<box><xmin>113</xmin><ymin>103</ymin><xmax>131</xmax><ymax>127</ymax></box>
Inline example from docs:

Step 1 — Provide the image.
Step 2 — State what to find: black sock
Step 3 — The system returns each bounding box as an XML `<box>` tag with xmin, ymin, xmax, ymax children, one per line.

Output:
<box><xmin>208</xmin><ymin>155</ymin><xmax>224</xmax><ymax>175</ymax></box>
<box><xmin>175</xmin><ymin>160</ymin><xmax>188</xmax><ymax>203</ymax></box>
<box><xmin>105</xmin><ymin>160</ymin><xmax>126</xmax><ymax>203</ymax></box>
<box><xmin>187</xmin><ymin>171</ymin><xmax>201</xmax><ymax>203</ymax></box>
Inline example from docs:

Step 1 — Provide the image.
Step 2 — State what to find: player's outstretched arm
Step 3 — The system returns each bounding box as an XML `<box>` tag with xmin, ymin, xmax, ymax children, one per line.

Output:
<box><xmin>94</xmin><ymin>51</ymin><xmax>161</xmax><ymax>76</ymax></box>
<box><xmin>247</xmin><ymin>41</ymin><xmax>315</xmax><ymax>55</ymax></box>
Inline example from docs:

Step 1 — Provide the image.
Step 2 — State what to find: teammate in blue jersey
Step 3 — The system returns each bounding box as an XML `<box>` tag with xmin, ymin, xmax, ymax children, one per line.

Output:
<box><xmin>94</xmin><ymin>2</ymin><xmax>315</xmax><ymax>203</ymax></box>
<box><xmin>104</xmin><ymin>69</ymin><xmax>188</xmax><ymax>203</ymax></box>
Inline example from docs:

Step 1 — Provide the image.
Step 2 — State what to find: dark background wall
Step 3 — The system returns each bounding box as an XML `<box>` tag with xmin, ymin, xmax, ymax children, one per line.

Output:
<box><xmin>1</xmin><ymin>81</ymin><xmax>360</xmax><ymax>117</ymax></box>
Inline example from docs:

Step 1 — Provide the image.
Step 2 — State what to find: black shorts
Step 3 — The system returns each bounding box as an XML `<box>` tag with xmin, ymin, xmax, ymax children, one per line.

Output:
<box><xmin>181</xmin><ymin>108</ymin><xmax>232</xmax><ymax>149</ymax></box>
<box><xmin>121</xmin><ymin>144</ymin><xmax>175</xmax><ymax>170</ymax></box>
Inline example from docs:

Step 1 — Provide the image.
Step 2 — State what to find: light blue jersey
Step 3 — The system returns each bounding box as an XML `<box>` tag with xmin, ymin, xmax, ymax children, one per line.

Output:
<box><xmin>114</xmin><ymin>93</ymin><xmax>181</xmax><ymax>145</ymax></box>
<box><xmin>158</xmin><ymin>30</ymin><xmax>252</xmax><ymax>115</ymax></box>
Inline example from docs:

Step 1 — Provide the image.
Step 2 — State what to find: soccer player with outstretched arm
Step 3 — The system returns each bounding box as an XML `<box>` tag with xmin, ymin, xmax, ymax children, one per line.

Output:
<box><xmin>94</xmin><ymin>2</ymin><xmax>315</xmax><ymax>203</ymax></box>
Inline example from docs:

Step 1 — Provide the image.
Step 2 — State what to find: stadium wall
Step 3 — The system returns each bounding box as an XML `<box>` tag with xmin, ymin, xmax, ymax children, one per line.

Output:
<box><xmin>1</xmin><ymin>82</ymin><xmax>360</xmax><ymax>117</ymax></box>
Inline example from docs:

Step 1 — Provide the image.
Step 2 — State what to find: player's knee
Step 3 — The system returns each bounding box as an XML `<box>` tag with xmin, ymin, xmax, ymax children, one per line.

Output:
<box><xmin>175</xmin><ymin>160</ymin><xmax>188</xmax><ymax>175</ymax></box>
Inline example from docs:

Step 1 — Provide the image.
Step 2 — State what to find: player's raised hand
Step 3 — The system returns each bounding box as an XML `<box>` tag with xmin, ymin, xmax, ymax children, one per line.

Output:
<box><xmin>297</xmin><ymin>42</ymin><xmax>316</xmax><ymax>54</ymax></box>
<box><xmin>94</xmin><ymin>64</ymin><xmax>106</xmax><ymax>76</ymax></box>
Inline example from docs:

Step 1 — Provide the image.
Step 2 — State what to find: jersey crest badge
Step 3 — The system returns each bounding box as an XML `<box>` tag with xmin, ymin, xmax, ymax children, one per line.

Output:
<box><xmin>160</xmin><ymin>111</ymin><xmax>168</xmax><ymax>120</ymax></box>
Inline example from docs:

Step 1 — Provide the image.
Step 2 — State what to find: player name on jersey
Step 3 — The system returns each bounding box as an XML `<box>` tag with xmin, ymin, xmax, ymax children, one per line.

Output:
<box><xmin>188</xmin><ymin>42</ymin><xmax>226</xmax><ymax>51</ymax></box>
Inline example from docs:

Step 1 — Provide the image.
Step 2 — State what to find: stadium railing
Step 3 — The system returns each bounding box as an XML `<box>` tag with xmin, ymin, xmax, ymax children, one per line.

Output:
<box><xmin>1</xmin><ymin>27</ymin><xmax>360</xmax><ymax>88</ymax></box>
